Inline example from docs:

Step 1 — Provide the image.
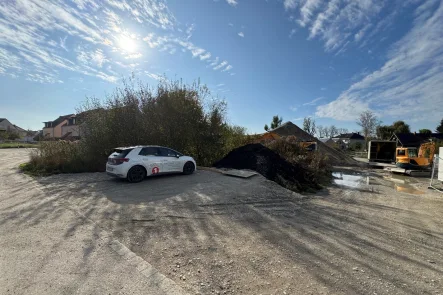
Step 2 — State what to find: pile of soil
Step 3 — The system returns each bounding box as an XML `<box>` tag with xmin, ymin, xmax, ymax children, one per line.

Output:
<box><xmin>269</xmin><ymin>122</ymin><xmax>358</xmax><ymax>166</ymax></box>
<box><xmin>213</xmin><ymin>144</ymin><xmax>320</xmax><ymax>192</ymax></box>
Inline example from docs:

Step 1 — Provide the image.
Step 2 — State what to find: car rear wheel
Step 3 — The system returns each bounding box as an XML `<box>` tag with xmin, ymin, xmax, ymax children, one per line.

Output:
<box><xmin>183</xmin><ymin>162</ymin><xmax>195</xmax><ymax>175</ymax></box>
<box><xmin>127</xmin><ymin>166</ymin><xmax>146</xmax><ymax>183</ymax></box>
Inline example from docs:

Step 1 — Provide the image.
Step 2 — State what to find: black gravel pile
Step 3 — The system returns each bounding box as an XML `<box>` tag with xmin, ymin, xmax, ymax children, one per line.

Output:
<box><xmin>214</xmin><ymin>144</ymin><xmax>319</xmax><ymax>192</ymax></box>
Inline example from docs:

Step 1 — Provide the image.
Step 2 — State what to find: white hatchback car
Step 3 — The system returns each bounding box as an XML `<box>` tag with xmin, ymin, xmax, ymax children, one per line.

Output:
<box><xmin>106</xmin><ymin>145</ymin><xmax>197</xmax><ymax>183</ymax></box>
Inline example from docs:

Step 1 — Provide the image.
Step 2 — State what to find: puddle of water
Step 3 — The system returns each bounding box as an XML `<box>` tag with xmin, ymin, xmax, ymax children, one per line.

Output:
<box><xmin>332</xmin><ymin>172</ymin><xmax>370</xmax><ymax>188</ymax></box>
<box><xmin>394</xmin><ymin>184</ymin><xmax>425</xmax><ymax>195</ymax></box>
<box><xmin>383</xmin><ymin>175</ymin><xmax>424</xmax><ymax>195</ymax></box>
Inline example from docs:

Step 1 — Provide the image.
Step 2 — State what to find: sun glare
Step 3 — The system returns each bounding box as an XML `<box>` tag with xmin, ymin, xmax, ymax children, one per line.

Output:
<box><xmin>118</xmin><ymin>35</ymin><xmax>137</xmax><ymax>53</ymax></box>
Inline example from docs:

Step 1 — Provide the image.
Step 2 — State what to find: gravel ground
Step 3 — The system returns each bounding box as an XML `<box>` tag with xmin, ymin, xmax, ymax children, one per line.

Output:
<box><xmin>1</xmin><ymin>149</ymin><xmax>443</xmax><ymax>295</ymax></box>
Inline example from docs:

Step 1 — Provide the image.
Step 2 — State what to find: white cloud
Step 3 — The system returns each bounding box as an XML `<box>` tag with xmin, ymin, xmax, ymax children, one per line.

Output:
<box><xmin>214</xmin><ymin>61</ymin><xmax>228</xmax><ymax>70</ymax></box>
<box><xmin>284</xmin><ymin>0</ymin><xmax>298</xmax><ymax>10</ymax></box>
<box><xmin>142</xmin><ymin>35</ymin><xmax>231</xmax><ymax>72</ymax></box>
<box><xmin>210</xmin><ymin>57</ymin><xmax>219</xmax><ymax>66</ymax></box>
<box><xmin>298</xmin><ymin>0</ymin><xmax>323</xmax><ymax>27</ymax></box>
<box><xmin>145</xmin><ymin>71</ymin><xmax>163</xmax><ymax>81</ymax></box>
<box><xmin>48</xmin><ymin>40</ymin><xmax>58</xmax><ymax>47</ymax></box>
<box><xmin>228</xmin><ymin>23</ymin><xmax>234</xmax><ymax>27</ymax></box>
<box><xmin>222</xmin><ymin>65</ymin><xmax>233</xmax><ymax>72</ymax></box>
<box><xmin>60</xmin><ymin>36</ymin><xmax>68</xmax><ymax>51</ymax></box>
<box><xmin>26</xmin><ymin>73</ymin><xmax>63</xmax><ymax>84</ymax></box>
<box><xmin>0</xmin><ymin>0</ymin><xmax>232</xmax><ymax>84</ymax></box>
<box><xmin>191</xmin><ymin>47</ymin><xmax>205</xmax><ymax>58</ymax></box>
<box><xmin>200</xmin><ymin>52</ymin><xmax>211</xmax><ymax>60</ymax></box>
<box><xmin>316</xmin><ymin>1</ymin><xmax>443</xmax><ymax>123</ymax></box>
<box><xmin>186</xmin><ymin>23</ymin><xmax>195</xmax><ymax>40</ymax></box>
<box><xmin>285</xmin><ymin>0</ymin><xmax>391</xmax><ymax>52</ymax></box>
<box><xmin>238</xmin><ymin>32</ymin><xmax>245</xmax><ymax>37</ymax></box>
<box><xmin>290</xmin><ymin>106</ymin><xmax>298</xmax><ymax>111</ymax></box>
<box><xmin>125</xmin><ymin>53</ymin><xmax>143</xmax><ymax>59</ymax></box>
<box><xmin>226</xmin><ymin>0</ymin><xmax>238</xmax><ymax>7</ymax></box>
<box><xmin>77</xmin><ymin>48</ymin><xmax>108</xmax><ymax>68</ymax></box>
<box><xmin>303</xmin><ymin>96</ymin><xmax>325</xmax><ymax>106</ymax></box>
<box><xmin>292</xmin><ymin>117</ymin><xmax>304</xmax><ymax>121</ymax></box>
<box><xmin>289</xmin><ymin>28</ymin><xmax>297</xmax><ymax>38</ymax></box>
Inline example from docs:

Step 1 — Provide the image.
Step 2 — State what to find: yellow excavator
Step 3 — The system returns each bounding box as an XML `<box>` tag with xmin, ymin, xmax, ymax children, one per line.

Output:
<box><xmin>395</xmin><ymin>142</ymin><xmax>436</xmax><ymax>170</ymax></box>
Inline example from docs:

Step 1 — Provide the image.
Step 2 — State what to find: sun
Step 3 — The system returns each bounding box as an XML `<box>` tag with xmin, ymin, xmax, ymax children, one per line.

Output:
<box><xmin>118</xmin><ymin>35</ymin><xmax>137</xmax><ymax>53</ymax></box>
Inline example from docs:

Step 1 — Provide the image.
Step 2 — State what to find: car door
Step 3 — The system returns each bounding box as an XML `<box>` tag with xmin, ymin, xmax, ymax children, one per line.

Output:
<box><xmin>138</xmin><ymin>147</ymin><xmax>163</xmax><ymax>176</ymax></box>
<box><xmin>158</xmin><ymin>147</ymin><xmax>184</xmax><ymax>173</ymax></box>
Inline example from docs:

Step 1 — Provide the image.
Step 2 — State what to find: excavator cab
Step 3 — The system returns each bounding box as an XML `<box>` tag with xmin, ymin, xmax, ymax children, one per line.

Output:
<box><xmin>395</xmin><ymin>142</ymin><xmax>435</xmax><ymax>170</ymax></box>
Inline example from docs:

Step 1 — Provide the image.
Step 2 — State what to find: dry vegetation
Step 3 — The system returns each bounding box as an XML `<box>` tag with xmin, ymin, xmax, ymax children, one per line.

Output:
<box><xmin>22</xmin><ymin>79</ymin><xmax>248</xmax><ymax>175</ymax></box>
<box><xmin>265</xmin><ymin>136</ymin><xmax>332</xmax><ymax>189</ymax></box>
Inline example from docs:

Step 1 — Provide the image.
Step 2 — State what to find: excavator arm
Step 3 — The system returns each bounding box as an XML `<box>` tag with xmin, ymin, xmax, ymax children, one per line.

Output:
<box><xmin>418</xmin><ymin>142</ymin><xmax>436</xmax><ymax>161</ymax></box>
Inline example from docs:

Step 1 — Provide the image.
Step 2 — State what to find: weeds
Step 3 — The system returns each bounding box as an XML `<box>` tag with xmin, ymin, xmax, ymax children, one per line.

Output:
<box><xmin>21</xmin><ymin>78</ymin><xmax>248</xmax><ymax>175</ymax></box>
<box><xmin>265</xmin><ymin>136</ymin><xmax>332</xmax><ymax>187</ymax></box>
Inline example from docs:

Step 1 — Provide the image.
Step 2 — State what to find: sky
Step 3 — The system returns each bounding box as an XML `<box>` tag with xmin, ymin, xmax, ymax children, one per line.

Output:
<box><xmin>1</xmin><ymin>0</ymin><xmax>443</xmax><ymax>134</ymax></box>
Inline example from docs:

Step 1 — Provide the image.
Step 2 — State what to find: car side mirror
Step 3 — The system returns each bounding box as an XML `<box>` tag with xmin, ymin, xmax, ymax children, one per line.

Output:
<box><xmin>176</xmin><ymin>155</ymin><xmax>180</xmax><ymax>158</ymax></box>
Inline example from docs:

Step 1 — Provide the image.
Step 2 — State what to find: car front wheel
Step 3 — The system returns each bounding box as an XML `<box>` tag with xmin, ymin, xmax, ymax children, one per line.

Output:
<box><xmin>183</xmin><ymin>162</ymin><xmax>195</xmax><ymax>175</ymax></box>
<box><xmin>127</xmin><ymin>166</ymin><xmax>146</xmax><ymax>183</ymax></box>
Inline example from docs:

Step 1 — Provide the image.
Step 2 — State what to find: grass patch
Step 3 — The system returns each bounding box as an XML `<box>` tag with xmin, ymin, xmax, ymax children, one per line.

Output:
<box><xmin>0</xmin><ymin>143</ymin><xmax>39</xmax><ymax>149</ymax></box>
<box><xmin>19</xmin><ymin>162</ymin><xmax>50</xmax><ymax>177</ymax></box>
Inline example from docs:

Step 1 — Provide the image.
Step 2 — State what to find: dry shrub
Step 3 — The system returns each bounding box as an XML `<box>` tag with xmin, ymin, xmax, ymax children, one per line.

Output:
<box><xmin>265</xmin><ymin>137</ymin><xmax>332</xmax><ymax>187</ymax></box>
<box><xmin>23</xmin><ymin>141</ymin><xmax>90</xmax><ymax>175</ymax></box>
<box><xmin>23</xmin><ymin>78</ymin><xmax>248</xmax><ymax>175</ymax></box>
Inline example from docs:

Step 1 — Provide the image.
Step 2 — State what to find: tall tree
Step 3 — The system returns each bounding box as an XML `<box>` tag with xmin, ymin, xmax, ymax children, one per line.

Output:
<box><xmin>270</xmin><ymin>115</ymin><xmax>283</xmax><ymax>129</ymax></box>
<box><xmin>392</xmin><ymin>120</ymin><xmax>410</xmax><ymax>134</ymax></box>
<box><xmin>302</xmin><ymin>117</ymin><xmax>316</xmax><ymax>136</ymax></box>
<box><xmin>329</xmin><ymin>125</ymin><xmax>338</xmax><ymax>138</ymax></box>
<box><xmin>356</xmin><ymin>110</ymin><xmax>379</xmax><ymax>141</ymax></box>
<box><xmin>337</xmin><ymin>128</ymin><xmax>349</xmax><ymax>135</ymax></box>
<box><xmin>376</xmin><ymin>125</ymin><xmax>394</xmax><ymax>140</ymax></box>
<box><xmin>317</xmin><ymin>125</ymin><xmax>325</xmax><ymax>138</ymax></box>
<box><xmin>419</xmin><ymin>129</ymin><xmax>432</xmax><ymax>135</ymax></box>
<box><xmin>436</xmin><ymin>119</ymin><xmax>443</xmax><ymax>133</ymax></box>
<box><xmin>323</xmin><ymin>127</ymin><xmax>330</xmax><ymax>138</ymax></box>
<box><xmin>264</xmin><ymin>124</ymin><xmax>269</xmax><ymax>131</ymax></box>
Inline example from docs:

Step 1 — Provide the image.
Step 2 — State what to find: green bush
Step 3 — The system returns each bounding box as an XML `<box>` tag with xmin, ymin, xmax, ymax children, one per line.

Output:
<box><xmin>22</xmin><ymin>78</ymin><xmax>248</xmax><ymax>175</ymax></box>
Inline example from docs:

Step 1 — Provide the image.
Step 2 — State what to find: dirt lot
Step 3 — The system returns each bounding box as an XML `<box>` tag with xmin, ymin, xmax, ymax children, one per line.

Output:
<box><xmin>1</xmin><ymin>149</ymin><xmax>443</xmax><ymax>295</ymax></box>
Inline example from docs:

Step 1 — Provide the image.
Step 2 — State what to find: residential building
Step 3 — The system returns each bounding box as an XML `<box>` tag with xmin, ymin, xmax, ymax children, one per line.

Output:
<box><xmin>0</xmin><ymin>118</ymin><xmax>28</xmax><ymax>140</ymax></box>
<box><xmin>61</xmin><ymin>115</ymin><xmax>82</xmax><ymax>140</ymax></box>
<box><xmin>390</xmin><ymin>132</ymin><xmax>443</xmax><ymax>148</ymax></box>
<box><xmin>319</xmin><ymin>137</ymin><xmax>345</xmax><ymax>149</ymax></box>
<box><xmin>332</xmin><ymin>133</ymin><xmax>365</xmax><ymax>149</ymax></box>
<box><xmin>43</xmin><ymin>114</ymin><xmax>74</xmax><ymax>139</ymax></box>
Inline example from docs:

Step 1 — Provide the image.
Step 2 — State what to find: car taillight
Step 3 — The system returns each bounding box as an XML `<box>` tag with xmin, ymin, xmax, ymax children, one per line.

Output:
<box><xmin>108</xmin><ymin>158</ymin><xmax>129</xmax><ymax>165</ymax></box>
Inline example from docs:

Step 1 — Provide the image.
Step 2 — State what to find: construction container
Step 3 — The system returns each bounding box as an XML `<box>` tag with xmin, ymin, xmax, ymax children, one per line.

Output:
<box><xmin>368</xmin><ymin>140</ymin><xmax>397</xmax><ymax>163</ymax></box>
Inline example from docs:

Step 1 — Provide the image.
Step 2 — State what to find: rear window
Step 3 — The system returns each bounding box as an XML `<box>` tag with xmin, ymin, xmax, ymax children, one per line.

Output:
<box><xmin>112</xmin><ymin>148</ymin><xmax>133</xmax><ymax>158</ymax></box>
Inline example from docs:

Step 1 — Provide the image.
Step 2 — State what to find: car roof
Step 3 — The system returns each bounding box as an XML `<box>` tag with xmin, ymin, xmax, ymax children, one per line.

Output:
<box><xmin>114</xmin><ymin>145</ymin><xmax>169</xmax><ymax>150</ymax></box>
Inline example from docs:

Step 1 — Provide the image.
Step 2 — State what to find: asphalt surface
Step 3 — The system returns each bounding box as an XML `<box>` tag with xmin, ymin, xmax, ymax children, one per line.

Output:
<box><xmin>1</xmin><ymin>149</ymin><xmax>443</xmax><ymax>295</ymax></box>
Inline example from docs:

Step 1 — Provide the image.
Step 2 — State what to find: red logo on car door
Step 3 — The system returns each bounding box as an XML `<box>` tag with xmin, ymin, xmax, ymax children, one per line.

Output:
<box><xmin>152</xmin><ymin>167</ymin><xmax>159</xmax><ymax>174</ymax></box>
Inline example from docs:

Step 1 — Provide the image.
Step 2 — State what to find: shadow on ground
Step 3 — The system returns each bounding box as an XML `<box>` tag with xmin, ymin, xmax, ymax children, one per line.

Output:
<box><xmin>2</xmin><ymin>167</ymin><xmax>443</xmax><ymax>295</ymax></box>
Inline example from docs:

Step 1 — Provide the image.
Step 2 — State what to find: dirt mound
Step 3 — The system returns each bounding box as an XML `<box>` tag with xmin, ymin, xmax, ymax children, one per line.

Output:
<box><xmin>270</xmin><ymin>122</ymin><xmax>357</xmax><ymax>166</ymax></box>
<box><xmin>213</xmin><ymin>144</ymin><xmax>320</xmax><ymax>192</ymax></box>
